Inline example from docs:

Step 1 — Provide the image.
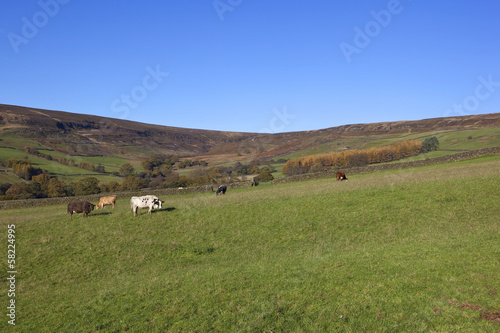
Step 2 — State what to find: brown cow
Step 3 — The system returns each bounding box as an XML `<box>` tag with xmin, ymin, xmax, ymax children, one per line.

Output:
<box><xmin>336</xmin><ymin>172</ymin><xmax>348</xmax><ymax>181</ymax></box>
<box><xmin>67</xmin><ymin>201</ymin><xmax>95</xmax><ymax>220</ymax></box>
<box><xmin>96</xmin><ymin>195</ymin><xmax>116</xmax><ymax>210</ymax></box>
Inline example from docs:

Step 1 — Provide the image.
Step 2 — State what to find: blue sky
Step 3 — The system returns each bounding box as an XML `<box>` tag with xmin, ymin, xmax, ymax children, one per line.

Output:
<box><xmin>1</xmin><ymin>1</ymin><xmax>499</xmax><ymax>133</ymax></box>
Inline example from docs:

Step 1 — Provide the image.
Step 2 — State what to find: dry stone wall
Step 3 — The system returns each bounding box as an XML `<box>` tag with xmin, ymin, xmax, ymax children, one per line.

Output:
<box><xmin>1</xmin><ymin>147</ymin><xmax>499</xmax><ymax>210</ymax></box>
<box><xmin>0</xmin><ymin>181</ymin><xmax>254</xmax><ymax>210</ymax></box>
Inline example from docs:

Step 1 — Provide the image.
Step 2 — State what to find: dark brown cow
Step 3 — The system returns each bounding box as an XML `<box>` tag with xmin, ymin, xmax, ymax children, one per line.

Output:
<box><xmin>67</xmin><ymin>201</ymin><xmax>95</xmax><ymax>220</ymax></box>
<box><xmin>336</xmin><ymin>172</ymin><xmax>348</xmax><ymax>181</ymax></box>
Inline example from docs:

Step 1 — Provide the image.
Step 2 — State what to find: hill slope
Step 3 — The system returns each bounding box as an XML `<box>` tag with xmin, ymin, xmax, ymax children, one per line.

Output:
<box><xmin>2</xmin><ymin>104</ymin><xmax>500</xmax><ymax>166</ymax></box>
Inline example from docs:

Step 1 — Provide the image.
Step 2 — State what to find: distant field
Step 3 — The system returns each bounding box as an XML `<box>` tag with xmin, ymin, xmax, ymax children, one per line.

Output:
<box><xmin>0</xmin><ymin>133</ymin><xmax>44</xmax><ymax>150</ymax></box>
<box><xmin>282</xmin><ymin>127</ymin><xmax>500</xmax><ymax>161</ymax></box>
<box><xmin>37</xmin><ymin>149</ymin><xmax>129</xmax><ymax>173</ymax></box>
<box><xmin>0</xmin><ymin>147</ymin><xmax>122</xmax><ymax>183</ymax></box>
<box><xmin>1</xmin><ymin>157</ymin><xmax>499</xmax><ymax>332</ymax></box>
<box><xmin>0</xmin><ymin>170</ymin><xmax>22</xmax><ymax>183</ymax></box>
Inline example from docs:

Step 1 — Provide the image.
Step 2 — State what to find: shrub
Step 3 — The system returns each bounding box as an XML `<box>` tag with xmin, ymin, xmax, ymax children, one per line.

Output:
<box><xmin>5</xmin><ymin>183</ymin><xmax>36</xmax><ymax>200</ymax></box>
<box><xmin>0</xmin><ymin>183</ymin><xmax>12</xmax><ymax>196</ymax></box>
<box><xmin>255</xmin><ymin>169</ymin><xmax>274</xmax><ymax>182</ymax></box>
<box><xmin>119</xmin><ymin>163</ymin><xmax>135</xmax><ymax>177</ymax></box>
<box><xmin>422</xmin><ymin>137</ymin><xmax>439</xmax><ymax>153</ymax></box>
<box><xmin>282</xmin><ymin>140</ymin><xmax>423</xmax><ymax>176</ymax></box>
<box><xmin>73</xmin><ymin>177</ymin><xmax>101</xmax><ymax>196</ymax></box>
<box><xmin>47</xmin><ymin>178</ymin><xmax>68</xmax><ymax>197</ymax></box>
<box><xmin>120</xmin><ymin>176</ymin><xmax>146</xmax><ymax>191</ymax></box>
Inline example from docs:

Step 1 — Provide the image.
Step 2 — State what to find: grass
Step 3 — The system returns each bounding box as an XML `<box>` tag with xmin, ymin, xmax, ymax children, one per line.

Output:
<box><xmin>280</xmin><ymin>128</ymin><xmax>500</xmax><ymax>161</ymax></box>
<box><xmin>36</xmin><ymin>150</ymin><xmax>129</xmax><ymax>173</ymax></box>
<box><xmin>0</xmin><ymin>147</ymin><xmax>123</xmax><ymax>183</ymax></box>
<box><xmin>0</xmin><ymin>157</ymin><xmax>499</xmax><ymax>331</ymax></box>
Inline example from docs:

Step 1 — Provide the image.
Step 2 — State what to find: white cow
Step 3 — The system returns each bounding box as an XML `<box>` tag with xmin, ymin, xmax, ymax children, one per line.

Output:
<box><xmin>130</xmin><ymin>195</ymin><xmax>164</xmax><ymax>217</ymax></box>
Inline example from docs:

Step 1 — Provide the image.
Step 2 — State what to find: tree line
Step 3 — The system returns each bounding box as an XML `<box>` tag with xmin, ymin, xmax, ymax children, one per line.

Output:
<box><xmin>24</xmin><ymin>146</ymin><xmax>106</xmax><ymax>173</ymax></box>
<box><xmin>282</xmin><ymin>139</ymin><xmax>433</xmax><ymax>176</ymax></box>
<box><xmin>0</xmin><ymin>154</ymin><xmax>274</xmax><ymax>201</ymax></box>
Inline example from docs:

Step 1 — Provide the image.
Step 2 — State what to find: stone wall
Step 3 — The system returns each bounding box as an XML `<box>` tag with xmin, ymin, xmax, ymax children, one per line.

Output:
<box><xmin>0</xmin><ymin>181</ymin><xmax>254</xmax><ymax>210</ymax></box>
<box><xmin>272</xmin><ymin>147</ymin><xmax>500</xmax><ymax>185</ymax></box>
<box><xmin>2</xmin><ymin>147</ymin><xmax>499</xmax><ymax>210</ymax></box>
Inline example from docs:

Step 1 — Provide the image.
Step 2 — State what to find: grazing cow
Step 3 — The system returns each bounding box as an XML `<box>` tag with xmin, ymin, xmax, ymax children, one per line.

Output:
<box><xmin>215</xmin><ymin>185</ymin><xmax>227</xmax><ymax>196</ymax></box>
<box><xmin>336</xmin><ymin>172</ymin><xmax>348</xmax><ymax>181</ymax></box>
<box><xmin>130</xmin><ymin>195</ymin><xmax>164</xmax><ymax>217</ymax></box>
<box><xmin>96</xmin><ymin>195</ymin><xmax>116</xmax><ymax>210</ymax></box>
<box><xmin>67</xmin><ymin>201</ymin><xmax>95</xmax><ymax>220</ymax></box>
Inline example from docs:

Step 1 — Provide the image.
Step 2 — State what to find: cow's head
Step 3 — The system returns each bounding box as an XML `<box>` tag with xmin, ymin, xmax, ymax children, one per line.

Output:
<box><xmin>153</xmin><ymin>199</ymin><xmax>164</xmax><ymax>209</ymax></box>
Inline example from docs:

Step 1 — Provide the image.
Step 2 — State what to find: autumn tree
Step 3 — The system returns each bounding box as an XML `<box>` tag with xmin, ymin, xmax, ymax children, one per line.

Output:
<box><xmin>119</xmin><ymin>163</ymin><xmax>135</xmax><ymax>177</ymax></box>
<box><xmin>73</xmin><ymin>177</ymin><xmax>101</xmax><ymax>196</ymax></box>
<box><xmin>47</xmin><ymin>178</ymin><xmax>68</xmax><ymax>197</ymax></box>
<box><xmin>255</xmin><ymin>169</ymin><xmax>274</xmax><ymax>182</ymax></box>
<box><xmin>32</xmin><ymin>173</ymin><xmax>51</xmax><ymax>194</ymax></box>
<box><xmin>99</xmin><ymin>181</ymin><xmax>121</xmax><ymax>193</ymax></box>
<box><xmin>120</xmin><ymin>175</ymin><xmax>146</xmax><ymax>191</ymax></box>
<box><xmin>5</xmin><ymin>183</ymin><xmax>35</xmax><ymax>199</ymax></box>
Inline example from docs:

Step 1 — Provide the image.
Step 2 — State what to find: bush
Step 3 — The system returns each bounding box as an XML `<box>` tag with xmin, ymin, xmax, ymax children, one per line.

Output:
<box><xmin>0</xmin><ymin>183</ymin><xmax>12</xmax><ymax>195</ymax></box>
<box><xmin>73</xmin><ymin>177</ymin><xmax>101</xmax><ymax>196</ymax></box>
<box><xmin>422</xmin><ymin>137</ymin><xmax>439</xmax><ymax>153</ymax></box>
<box><xmin>255</xmin><ymin>169</ymin><xmax>274</xmax><ymax>182</ymax></box>
<box><xmin>119</xmin><ymin>163</ymin><xmax>135</xmax><ymax>177</ymax></box>
<box><xmin>47</xmin><ymin>178</ymin><xmax>68</xmax><ymax>197</ymax></box>
<box><xmin>5</xmin><ymin>183</ymin><xmax>36</xmax><ymax>199</ymax></box>
<box><xmin>282</xmin><ymin>140</ymin><xmax>423</xmax><ymax>176</ymax></box>
<box><xmin>120</xmin><ymin>176</ymin><xmax>146</xmax><ymax>191</ymax></box>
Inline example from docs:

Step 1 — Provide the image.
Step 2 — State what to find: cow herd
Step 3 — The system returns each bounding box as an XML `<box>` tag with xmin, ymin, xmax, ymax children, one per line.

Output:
<box><xmin>66</xmin><ymin>184</ymin><xmax>234</xmax><ymax>220</ymax></box>
<box><xmin>66</xmin><ymin>172</ymin><xmax>348</xmax><ymax>220</ymax></box>
<box><xmin>67</xmin><ymin>194</ymin><xmax>164</xmax><ymax>220</ymax></box>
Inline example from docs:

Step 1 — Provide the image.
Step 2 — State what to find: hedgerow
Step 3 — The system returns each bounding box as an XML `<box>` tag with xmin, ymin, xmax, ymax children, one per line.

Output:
<box><xmin>282</xmin><ymin>140</ymin><xmax>423</xmax><ymax>176</ymax></box>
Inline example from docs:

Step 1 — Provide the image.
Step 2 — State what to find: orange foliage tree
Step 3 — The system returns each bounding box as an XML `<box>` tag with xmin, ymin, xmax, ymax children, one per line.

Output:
<box><xmin>282</xmin><ymin>140</ymin><xmax>422</xmax><ymax>176</ymax></box>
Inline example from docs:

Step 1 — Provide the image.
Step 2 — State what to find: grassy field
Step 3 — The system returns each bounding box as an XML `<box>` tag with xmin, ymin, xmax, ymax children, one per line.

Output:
<box><xmin>0</xmin><ymin>147</ymin><xmax>123</xmax><ymax>184</ymax></box>
<box><xmin>1</xmin><ymin>157</ymin><xmax>499</xmax><ymax>332</ymax></box>
<box><xmin>281</xmin><ymin>128</ymin><xmax>500</xmax><ymax>161</ymax></box>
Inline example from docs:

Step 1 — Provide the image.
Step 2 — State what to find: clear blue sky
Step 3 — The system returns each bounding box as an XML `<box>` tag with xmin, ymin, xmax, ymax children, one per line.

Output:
<box><xmin>1</xmin><ymin>0</ymin><xmax>499</xmax><ymax>133</ymax></box>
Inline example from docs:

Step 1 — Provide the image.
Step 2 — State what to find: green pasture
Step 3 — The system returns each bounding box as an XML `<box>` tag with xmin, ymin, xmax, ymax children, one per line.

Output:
<box><xmin>0</xmin><ymin>170</ymin><xmax>22</xmax><ymax>184</ymax></box>
<box><xmin>1</xmin><ymin>157</ymin><xmax>499</xmax><ymax>332</ymax></box>
<box><xmin>0</xmin><ymin>133</ymin><xmax>45</xmax><ymax>151</ymax></box>
<box><xmin>281</xmin><ymin>127</ymin><xmax>500</xmax><ymax>161</ymax></box>
<box><xmin>36</xmin><ymin>149</ymin><xmax>129</xmax><ymax>173</ymax></box>
<box><xmin>0</xmin><ymin>147</ymin><xmax>95</xmax><ymax>177</ymax></box>
<box><xmin>0</xmin><ymin>147</ymin><xmax>123</xmax><ymax>183</ymax></box>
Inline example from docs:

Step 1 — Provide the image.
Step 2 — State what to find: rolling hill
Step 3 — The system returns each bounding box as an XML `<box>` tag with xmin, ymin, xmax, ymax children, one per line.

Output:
<box><xmin>1</xmin><ymin>103</ymin><xmax>500</xmax><ymax>185</ymax></box>
<box><xmin>2</xmin><ymin>103</ymin><xmax>500</xmax><ymax>159</ymax></box>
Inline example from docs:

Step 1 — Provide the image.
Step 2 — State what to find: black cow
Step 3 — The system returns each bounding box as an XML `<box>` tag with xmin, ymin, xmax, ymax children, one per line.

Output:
<box><xmin>67</xmin><ymin>201</ymin><xmax>95</xmax><ymax>220</ymax></box>
<box><xmin>215</xmin><ymin>185</ymin><xmax>227</xmax><ymax>196</ymax></box>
